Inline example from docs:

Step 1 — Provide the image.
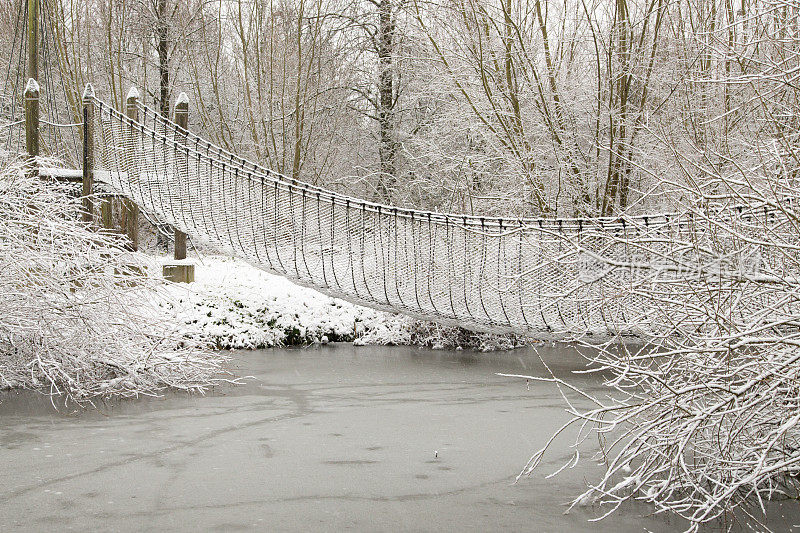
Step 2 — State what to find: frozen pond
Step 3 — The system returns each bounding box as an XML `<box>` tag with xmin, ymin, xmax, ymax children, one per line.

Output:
<box><xmin>1</xmin><ymin>344</ymin><xmax>797</xmax><ymax>531</ymax></box>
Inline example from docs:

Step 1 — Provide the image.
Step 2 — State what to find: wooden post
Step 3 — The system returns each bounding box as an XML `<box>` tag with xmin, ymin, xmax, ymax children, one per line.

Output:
<box><xmin>25</xmin><ymin>0</ymin><xmax>39</xmax><ymax>175</ymax></box>
<box><xmin>101</xmin><ymin>197</ymin><xmax>113</xmax><ymax>229</ymax></box>
<box><xmin>173</xmin><ymin>92</ymin><xmax>189</xmax><ymax>261</ymax></box>
<box><xmin>162</xmin><ymin>92</ymin><xmax>195</xmax><ymax>283</ymax></box>
<box><xmin>82</xmin><ymin>83</ymin><xmax>95</xmax><ymax>224</ymax></box>
<box><xmin>24</xmin><ymin>78</ymin><xmax>39</xmax><ymax>170</ymax></box>
<box><xmin>27</xmin><ymin>0</ymin><xmax>38</xmax><ymax>82</ymax></box>
<box><xmin>123</xmin><ymin>87</ymin><xmax>140</xmax><ymax>250</ymax></box>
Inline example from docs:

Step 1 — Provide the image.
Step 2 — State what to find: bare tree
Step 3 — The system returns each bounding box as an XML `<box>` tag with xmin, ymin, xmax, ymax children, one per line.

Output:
<box><xmin>375</xmin><ymin>0</ymin><xmax>399</xmax><ymax>200</ymax></box>
<box><xmin>506</xmin><ymin>2</ymin><xmax>800</xmax><ymax>528</ymax></box>
<box><xmin>0</xmin><ymin>161</ymin><xmax>224</xmax><ymax>402</ymax></box>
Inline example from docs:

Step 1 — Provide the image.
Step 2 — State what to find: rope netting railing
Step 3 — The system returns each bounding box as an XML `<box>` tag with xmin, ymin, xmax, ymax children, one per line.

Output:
<box><xmin>88</xmin><ymin>95</ymin><xmax>800</xmax><ymax>338</ymax></box>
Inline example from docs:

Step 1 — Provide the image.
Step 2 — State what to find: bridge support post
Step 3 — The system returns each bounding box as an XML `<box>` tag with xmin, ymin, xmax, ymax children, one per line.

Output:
<box><xmin>100</xmin><ymin>196</ymin><xmax>113</xmax><ymax>230</ymax></box>
<box><xmin>163</xmin><ymin>91</ymin><xmax>194</xmax><ymax>284</ymax></box>
<box><xmin>81</xmin><ymin>83</ymin><xmax>95</xmax><ymax>224</ymax></box>
<box><xmin>24</xmin><ymin>78</ymin><xmax>39</xmax><ymax>174</ymax></box>
<box><xmin>123</xmin><ymin>87</ymin><xmax>140</xmax><ymax>250</ymax></box>
<box><xmin>172</xmin><ymin>94</ymin><xmax>189</xmax><ymax>261</ymax></box>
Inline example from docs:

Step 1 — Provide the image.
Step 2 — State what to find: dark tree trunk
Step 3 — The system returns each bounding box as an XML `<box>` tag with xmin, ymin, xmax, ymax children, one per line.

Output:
<box><xmin>601</xmin><ymin>0</ymin><xmax>632</xmax><ymax>216</ymax></box>
<box><xmin>157</xmin><ymin>0</ymin><xmax>170</xmax><ymax>118</ymax></box>
<box><xmin>376</xmin><ymin>0</ymin><xmax>397</xmax><ymax>202</ymax></box>
<box><xmin>156</xmin><ymin>0</ymin><xmax>171</xmax><ymax>250</ymax></box>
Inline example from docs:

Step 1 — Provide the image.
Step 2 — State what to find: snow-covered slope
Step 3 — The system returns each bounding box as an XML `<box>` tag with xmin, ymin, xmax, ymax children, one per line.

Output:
<box><xmin>149</xmin><ymin>254</ymin><xmax>526</xmax><ymax>351</ymax></box>
<box><xmin>154</xmin><ymin>255</ymin><xmax>394</xmax><ymax>349</ymax></box>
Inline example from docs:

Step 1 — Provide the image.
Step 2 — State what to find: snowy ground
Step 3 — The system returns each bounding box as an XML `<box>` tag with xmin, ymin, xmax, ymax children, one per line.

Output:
<box><xmin>150</xmin><ymin>254</ymin><xmax>396</xmax><ymax>349</ymax></box>
<box><xmin>147</xmin><ymin>253</ymin><xmax>528</xmax><ymax>351</ymax></box>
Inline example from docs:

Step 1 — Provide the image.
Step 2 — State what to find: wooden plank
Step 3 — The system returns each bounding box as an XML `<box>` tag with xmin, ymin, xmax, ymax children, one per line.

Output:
<box><xmin>37</xmin><ymin>166</ymin><xmax>83</xmax><ymax>182</ymax></box>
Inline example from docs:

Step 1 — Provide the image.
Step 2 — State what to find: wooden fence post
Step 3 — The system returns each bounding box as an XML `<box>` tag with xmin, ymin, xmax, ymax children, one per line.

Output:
<box><xmin>123</xmin><ymin>87</ymin><xmax>140</xmax><ymax>250</ymax></box>
<box><xmin>173</xmin><ymin>92</ymin><xmax>189</xmax><ymax>261</ymax></box>
<box><xmin>100</xmin><ymin>195</ymin><xmax>113</xmax><ymax>230</ymax></box>
<box><xmin>162</xmin><ymin>91</ymin><xmax>194</xmax><ymax>283</ymax></box>
<box><xmin>81</xmin><ymin>83</ymin><xmax>95</xmax><ymax>224</ymax></box>
<box><xmin>24</xmin><ymin>78</ymin><xmax>39</xmax><ymax>172</ymax></box>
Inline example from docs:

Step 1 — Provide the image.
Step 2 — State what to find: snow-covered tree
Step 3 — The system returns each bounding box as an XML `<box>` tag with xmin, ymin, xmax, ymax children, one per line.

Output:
<box><xmin>0</xmin><ymin>161</ymin><xmax>223</xmax><ymax>404</ymax></box>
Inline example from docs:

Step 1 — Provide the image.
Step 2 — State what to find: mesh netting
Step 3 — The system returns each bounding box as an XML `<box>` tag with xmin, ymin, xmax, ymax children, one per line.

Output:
<box><xmin>88</xmin><ymin>96</ymin><xmax>798</xmax><ymax>338</ymax></box>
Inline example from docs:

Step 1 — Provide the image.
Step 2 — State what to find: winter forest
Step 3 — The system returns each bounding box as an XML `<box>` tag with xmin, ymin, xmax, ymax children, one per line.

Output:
<box><xmin>4</xmin><ymin>0</ymin><xmax>797</xmax><ymax>216</ymax></box>
<box><xmin>1</xmin><ymin>0</ymin><xmax>800</xmax><ymax>532</ymax></box>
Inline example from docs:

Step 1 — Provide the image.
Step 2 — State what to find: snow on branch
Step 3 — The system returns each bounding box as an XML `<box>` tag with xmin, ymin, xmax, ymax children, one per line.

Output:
<box><xmin>508</xmin><ymin>173</ymin><xmax>800</xmax><ymax>529</ymax></box>
<box><xmin>0</xmin><ymin>160</ymin><xmax>226</xmax><ymax>405</ymax></box>
<box><xmin>506</xmin><ymin>3</ymin><xmax>800</xmax><ymax>523</ymax></box>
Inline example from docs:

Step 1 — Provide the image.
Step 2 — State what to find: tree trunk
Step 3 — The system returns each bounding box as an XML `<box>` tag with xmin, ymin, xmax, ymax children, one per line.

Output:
<box><xmin>156</xmin><ymin>0</ymin><xmax>170</xmax><ymax>250</ymax></box>
<box><xmin>377</xmin><ymin>0</ymin><xmax>397</xmax><ymax>202</ymax></box>
<box><xmin>157</xmin><ymin>0</ymin><xmax>170</xmax><ymax>118</ymax></box>
<box><xmin>602</xmin><ymin>0</ymin><xmax>631</xmax><ymax>216</ymax></box>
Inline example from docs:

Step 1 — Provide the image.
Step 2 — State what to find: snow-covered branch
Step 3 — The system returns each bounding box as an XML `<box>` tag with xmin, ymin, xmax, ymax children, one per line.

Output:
<box><xmin>0</xmin><ymin>161</ymin><xmax>225</xmax><ymax>405</ymax></box>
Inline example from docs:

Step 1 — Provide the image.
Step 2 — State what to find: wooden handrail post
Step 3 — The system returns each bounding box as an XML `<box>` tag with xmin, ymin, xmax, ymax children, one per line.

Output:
<box><xmin>82</xmin><ymin>83</ymin><xmax>95</xmax><ymax>224</ymax></box>
<box><xmin>24</xmin><ymin>78</ymin><xmax>39</xmax><ymax>173</ymax></box>
<box><xmin>100</xmin><ymin>195</ymin><xmax>113</xmax><ymax>230</ymax></box>
<box><xmin>173</xmin><ymin>92</ymin><xmax>189</xmax><ymax>261</ymax></box>
<box><xmin>25</xmin><ymin>0</ymin><xmax>39</xmax><ymax>176</ymax></box>
<box><xmin>162</xmin><ymin>91</ymin><xmax>194</xmax><ymax>283</ymax></box>
<box><xmin>123</xmin><ymin>86</ymin><xmax>140</xmax><ymax>250</ymax></box>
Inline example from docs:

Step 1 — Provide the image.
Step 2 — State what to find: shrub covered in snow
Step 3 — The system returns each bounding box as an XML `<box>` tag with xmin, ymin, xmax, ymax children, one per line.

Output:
<box><xmin>355</xmin><ymin>316</ymin><xmax>531</xmax><ymax>351</ymax></box>
<box><xmin>504</xmin><ymin>4</ymin><xmax>800</xmax><ymax>525</ymax></box>
<box><xmin>506</xmin><ymin>146</ymin><xmax>800</xmax><ymax>531</ymax></box>
<box><xmin>0</xmin><ymin>162</ymin><xmax>224</xmax><ymax>404</ymax></box>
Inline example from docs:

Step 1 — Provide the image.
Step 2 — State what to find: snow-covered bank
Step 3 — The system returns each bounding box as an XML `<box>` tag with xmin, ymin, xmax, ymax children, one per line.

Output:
<box><xmin>151</xmin><ymin>254</ymin><xmax>529</xmax><ymax>351</ymax></box>
<box><xmin>0</xmin><ymin>166</ymin><xmax>224</xmax><ymax>403</ymax></box>
<box><xmin>155</xmin><ymin>255</ymin><xmax>389</xmax><ymax>348</ymax></box>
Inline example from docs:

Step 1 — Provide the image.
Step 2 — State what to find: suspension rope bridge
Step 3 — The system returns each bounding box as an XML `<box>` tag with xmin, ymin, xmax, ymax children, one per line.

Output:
<box><xmin>2</xmin><ymin>0</ymin><xmax>797</xmax><ymax>341</ymax></box>
<box><xmin>3</xmin><ymin>79</ymin><xmax>795</xmax><ymax>339</ymax></box>
<box><xmin>62</xmin><ymin>86</ymin><xmax>790</xmax><ymax>340</ymax></box>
